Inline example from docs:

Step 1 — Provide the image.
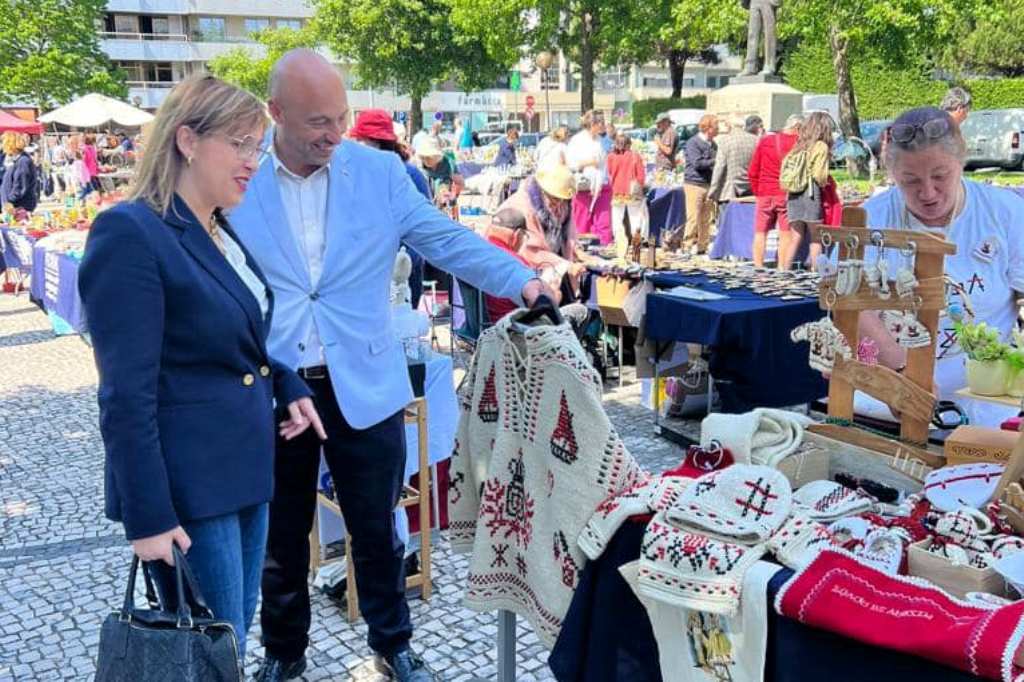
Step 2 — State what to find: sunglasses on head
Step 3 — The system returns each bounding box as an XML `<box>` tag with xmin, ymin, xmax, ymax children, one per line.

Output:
<box><xmin>888</xmin><ymin>116</ymin><xmax>951</xmax><ymax>145</ymax></box>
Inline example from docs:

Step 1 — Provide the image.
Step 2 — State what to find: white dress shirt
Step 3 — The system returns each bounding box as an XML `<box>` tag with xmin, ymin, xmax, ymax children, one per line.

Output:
<box><xmin>271</xmin><ymin>147</ymin><xmax>330</xmax><ymax>368</ymax></box>
<box><xmin>220</xmin><ymin>229</ymin><xmax>269</xmax><ymax>319</ymax></box>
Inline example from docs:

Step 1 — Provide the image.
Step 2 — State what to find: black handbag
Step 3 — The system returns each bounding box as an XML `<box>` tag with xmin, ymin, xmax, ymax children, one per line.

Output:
<box><xmin>94</xmin><ymin>545</ymin><xmax>242</xmax><ymax>681</ymax></box>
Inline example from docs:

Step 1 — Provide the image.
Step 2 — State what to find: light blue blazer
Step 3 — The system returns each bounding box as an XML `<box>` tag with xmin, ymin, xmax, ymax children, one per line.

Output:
<box><xmin>230</xmin><ymin>141</ymin><xmax>534</xmax><ymax>429</ymax></box>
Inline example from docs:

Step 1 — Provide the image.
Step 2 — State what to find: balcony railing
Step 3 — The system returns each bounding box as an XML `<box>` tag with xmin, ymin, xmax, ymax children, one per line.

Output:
<box><xmin>100</xmin><ymin>31</ymin><xmax>189</xmax><ymax>41</ymax></box>
<box><xmin>126</xmin><ymin>80</ymin><xmax>176</xmax><ymax>89</ymax></box>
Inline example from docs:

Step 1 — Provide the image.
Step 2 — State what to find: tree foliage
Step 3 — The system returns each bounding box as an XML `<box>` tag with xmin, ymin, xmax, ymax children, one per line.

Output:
<box><xmin>208</xmin><ymin>27</ymin><xmax>320</xmax><ymax>99</ymax></box>
<box><xmin>0</xmin><ymin>0</ymin><xmax>126</xmax><ymax>110</ymax></box>
<box><xmin>954</xmin><ymin>0</ymin><xmax>1024</xmax><ymax>78</ymax></box>
<box><xmin>603</xmin><ymin>0</ymin><xmax>744</xmax><ymax>97</ymax></box>
<box><xmin>449</xmin><ymin>0</ymin><xmax>630</xmax><ymax>112</ymax></box>
<box><xmin>314</xmin><ymin>0</ymin><xmax>508</xmax><ymax>131</ymax></box>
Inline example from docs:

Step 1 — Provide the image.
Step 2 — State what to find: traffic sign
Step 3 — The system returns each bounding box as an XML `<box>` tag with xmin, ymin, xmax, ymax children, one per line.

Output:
<box><xmin>526</xmin><ymin>95</ymin><xmax>536</xmax><ymax>108</ymax></box>
<box><xmin>510</xmin><ymin>71</ymin><xmax>521</xmax><ymax>92</ymax></box>
<box><xmin>397</xmin><ymin>111</ymin><xmax>407</xmax><ymax>122</ymax></box>
<box><xmin>525</xmin><ymin>106</ymin><xmax>535</xmax><ymax>119</ymax></box>
<box><xmin>433</xmin><ymin>112</ymin><xmax>443</xmax><ymax>121</ymax></box>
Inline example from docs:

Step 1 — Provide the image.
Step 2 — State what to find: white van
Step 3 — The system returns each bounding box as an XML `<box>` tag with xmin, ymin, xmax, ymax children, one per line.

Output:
<box><xmin>961</xmin><ymin>109</ymin><xmax>1024</xmax><ymax>170</ymax></box>
<box><xmin>667</xmin><ymin>109</ymin><xmax>705</xmax><ymax>127</ymax></box>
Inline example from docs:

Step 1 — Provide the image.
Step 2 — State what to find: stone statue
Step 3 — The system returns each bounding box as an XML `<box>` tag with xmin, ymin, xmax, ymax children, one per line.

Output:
<box><xmin>739</xmin><ymin>0</ymin><xmax>780</xmax><ymax>77</ymax></box>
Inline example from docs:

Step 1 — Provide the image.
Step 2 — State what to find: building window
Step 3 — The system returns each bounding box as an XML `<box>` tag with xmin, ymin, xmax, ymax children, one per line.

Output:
<box><xmin>244</xmin><ymin>18</ymin><xmax>270</xmax><ymax>35</ymax></box>
<box><xmin>277</xmin><ymin>19</ymin><xmax>302</xmax><ymax>30</ymax></box>
<box><xmin>116</xmin><ymin>61</ymin><xmax>144</xmax><ymax>82</ymax></box>
<box><xmin>143</xmin><ymin>62</ymin><xmax>175</xmax><ymax>83</ymax></box>
<box><xmin>683</xmin><ymin>77</ymin><xmax>695</xmax><ymax>87</ymax></box>
<box><xmin>113</xmin><ymin>14</ymin><xmax>138</xmax><ymax>34</ymax></box>
<box><xmin>138</xmin><ymin>15</ymin><xmax>171</xmax><ymax>36</ymax></box>
<box><xmin>196</xmin><ymin>16</ymin><xmax>225</xmax><ymax>41</ymax></box>
<box><xmin>642</xmin><ymin>76</ymin><xmax>671</xmax><ymax>88</ymax></box>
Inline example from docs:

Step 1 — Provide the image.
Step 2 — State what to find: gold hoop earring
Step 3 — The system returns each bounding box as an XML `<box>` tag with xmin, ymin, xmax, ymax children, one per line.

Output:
<box><xmin>187</xmin><ymin>156</ymin><xmax>193</xmax><ymax>166</ymax></box>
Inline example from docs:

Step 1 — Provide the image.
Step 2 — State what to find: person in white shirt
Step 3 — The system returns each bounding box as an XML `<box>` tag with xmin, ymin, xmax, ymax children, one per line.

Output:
<box><xmin>566</xmin><ymin>110</ymin><xmax>612</xmax><ymax>245</ymax></box>
<box><xmin>535</xmin><ymin>125</ymin><xmax>569</xmax><ymax>169</ymax></box>
<box><xmin>857</xmin><ymin>106</ymin><xmax>1024</xmax><ymax>426</ymax></box>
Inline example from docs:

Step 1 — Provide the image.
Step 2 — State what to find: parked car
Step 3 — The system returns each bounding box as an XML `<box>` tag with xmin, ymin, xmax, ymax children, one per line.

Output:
<box><xmin>833</xmin><ymin>119</ymin><xmax>890</xmax><ymax>167</ymax></box>
<box><xmin>620</xmin><ymin>128</ymin><xmax>651</xmax><ymax>142</ymax></box>
<box><xmin>961</xmin><ymin>109</ymin><xmax>1024</xmax><ymax>170</ymax></box>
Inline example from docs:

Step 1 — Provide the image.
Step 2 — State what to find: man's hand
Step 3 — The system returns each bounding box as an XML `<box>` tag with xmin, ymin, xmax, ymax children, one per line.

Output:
<box><xmin>521</xmin><ymin>278</ymin><xmax>559</xmax><ymax>308</ymax></box>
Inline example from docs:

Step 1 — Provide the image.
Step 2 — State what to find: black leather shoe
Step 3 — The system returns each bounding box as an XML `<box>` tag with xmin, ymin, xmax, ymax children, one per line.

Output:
<box><xmin>374</xmin><ymin>649</ymin><xmax>437</xmax><ymax>682</ymax></box>
<box><xmin>253</xmin><ymin>654</ymin><xmax>307</xmax><ymax>682</ymax></box>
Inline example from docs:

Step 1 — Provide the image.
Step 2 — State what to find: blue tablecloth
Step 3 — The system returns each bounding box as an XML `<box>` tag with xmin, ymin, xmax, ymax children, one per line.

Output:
<box><xmin>29</xmin><ymin>245</ymin><xmax>85</xmax><ymax>335</ymax></box>
<box><xmin>709</xmin><ymin>201</ymin><xmax>759</xmax><ymax>260</ymax></box>
<box><xmin>0</xmin><ymin>226</ymin><xmax>35</xmax><ymax>272</ymax></box>
<box><xmin>643</xmin><ymin>271</ymin><xmax>826</xmax><ymax>411</ymax></box>
<box><xmin>458</xmin><ymin>162</ymin><xmax>487</xmax><ymax>178</ymax></box>
<box><xmin>550</xmin><ymin>521</ymin><xmax>977</xmax><ymax>682</ymax></box>
<box><xmin>646</xmin><ymin>187</ymin><xmax>685</xmax><ymax>241</ymax></box>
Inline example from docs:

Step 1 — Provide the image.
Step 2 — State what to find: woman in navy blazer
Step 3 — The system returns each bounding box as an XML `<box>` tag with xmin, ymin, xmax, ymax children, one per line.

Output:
<box><xmin>79</xmin><ymin>75</ymin><xmax>324</xmax><ymax>658</ymax></box>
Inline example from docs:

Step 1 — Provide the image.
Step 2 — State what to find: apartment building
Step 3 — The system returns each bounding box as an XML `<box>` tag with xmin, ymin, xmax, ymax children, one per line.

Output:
<box><xmin>100</xmin><ymin>0</ymin><xmax>313</xmax><ymax>109</ymax></box>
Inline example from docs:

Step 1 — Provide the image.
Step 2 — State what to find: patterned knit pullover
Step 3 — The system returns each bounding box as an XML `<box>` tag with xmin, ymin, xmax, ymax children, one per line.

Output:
<box><xmin>449</xmin><ymin>311</ymin><xmax>646</xmax><ymax>647</ymax></box>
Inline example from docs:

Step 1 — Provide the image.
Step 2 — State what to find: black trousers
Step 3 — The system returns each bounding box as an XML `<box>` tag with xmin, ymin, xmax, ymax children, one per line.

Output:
<box><xmin>260</xmin><ymin>374</ymin><xmax>412</xmax><ymax>660</ymax></box>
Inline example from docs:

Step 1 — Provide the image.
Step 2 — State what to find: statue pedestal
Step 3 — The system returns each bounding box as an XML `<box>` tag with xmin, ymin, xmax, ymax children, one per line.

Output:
<box><xmin>707</xmin><ymin>81</ymin><xmax>803</xmax><ymax>132</ymax></box>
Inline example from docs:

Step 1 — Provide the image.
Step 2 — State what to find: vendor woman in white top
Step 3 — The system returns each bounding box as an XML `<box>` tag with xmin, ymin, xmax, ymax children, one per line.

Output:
<box><xmin>857</xmin><ymin>106</ymin><xmax>1024</xmax><ymax>425</ymax></box>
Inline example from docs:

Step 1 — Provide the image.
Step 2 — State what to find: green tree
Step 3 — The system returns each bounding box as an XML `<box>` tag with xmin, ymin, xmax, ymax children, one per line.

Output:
<box><xmin>956</xmin><ymin>0</ymin><xmax>1024</xmax><ymax>78</ymax></box>
<box><xmin>779</xmin><ymin>0</ymin><xmax>961</xmax><ymax>173</ymax></box>
<box><xmin>208</xmin><ymin>27</ymin><xmax>320</xmax><ymax>99</ymax></box>
<box><xmin>313</xmin><ymin>0</ymin><xmax>508</xmax><ymax>133</ymax></box>
<box><xmin>450</xmin><ymin>0</ymin><xmax>630</xmax><ymax>113</ymax></box>
<box><xmin>0</xmin><ymin>0</ymin><xmax>126</xmax><ymax>111</ymax></box>
<box><xmin>604</xmin><ymin>0</ymin><xmax>744</xmax><ymax>98</ymax></box>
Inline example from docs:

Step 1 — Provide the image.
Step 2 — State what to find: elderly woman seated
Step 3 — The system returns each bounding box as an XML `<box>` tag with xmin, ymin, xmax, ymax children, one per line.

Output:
<box><xmin>492</xmin><ymin>163</ymin><xmax>587</xmax><ymax>302</ymax></box>
<box><xmin>856</xmin><ymin>106</ymin><xmax>1024</xmax><ymax>425</ymax></box>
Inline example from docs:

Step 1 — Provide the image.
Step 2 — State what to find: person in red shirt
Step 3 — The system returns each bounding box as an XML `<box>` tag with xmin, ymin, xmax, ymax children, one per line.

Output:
<box><xmin>747</xmin><ymin>114</ymin><xmax>802</xmax><ymax>268</ymax></box>
<box><xmin>606</xmin><ymin>133</ymin><xmax>647</xmax><ymax>259</ymax></box>
<box><xmin>481</xmin><ymin>208</ymin><xmax>532</xmax><ymax>322</ymax></box>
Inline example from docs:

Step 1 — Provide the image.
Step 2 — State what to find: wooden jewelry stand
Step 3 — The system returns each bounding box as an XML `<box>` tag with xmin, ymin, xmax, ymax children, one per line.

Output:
<box><xmin>807</xmin><ymin>208</ymin><xmax>956</xmax><ymax>462</ymax></box>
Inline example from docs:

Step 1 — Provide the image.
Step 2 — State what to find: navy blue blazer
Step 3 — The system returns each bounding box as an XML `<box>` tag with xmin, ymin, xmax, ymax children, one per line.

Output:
<box><xmin>79</xmin><ymin>195</ymin><xmax>311</xmax><ymax>541</ymax></box>
<box><xmin>1</xmin><ymin>152</ymin><xmax>38</xmax><ymax>212</ymax></box>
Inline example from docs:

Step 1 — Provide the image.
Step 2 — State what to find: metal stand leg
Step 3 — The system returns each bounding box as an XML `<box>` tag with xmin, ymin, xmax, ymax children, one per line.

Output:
<box><xmin>497</xmin><ymin>609</ymin><xmax>516</xmax><ymax>682</ymax></box>
<box><xmin>706</xmin><ymin>372</ymin><xmax>714</xmax><ymax>414</ymax></box>
<box><xmin>618</xmin><ymin>326</ymin><xmax>624</xmax><ymax>388</ymax></box>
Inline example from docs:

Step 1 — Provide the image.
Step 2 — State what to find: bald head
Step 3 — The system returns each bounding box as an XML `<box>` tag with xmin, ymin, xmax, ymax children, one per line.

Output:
<box><xmin>268</xmin><ymin>48</ymin><xmax>349</xmax><ymax>176</ymax></box>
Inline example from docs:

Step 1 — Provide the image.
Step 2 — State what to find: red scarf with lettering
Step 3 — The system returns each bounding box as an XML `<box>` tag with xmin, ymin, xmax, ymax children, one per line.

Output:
<box><xmin>775</xmin><ymin>549</ymin><xmax>1024</xmax><ymax>681</ymax></box>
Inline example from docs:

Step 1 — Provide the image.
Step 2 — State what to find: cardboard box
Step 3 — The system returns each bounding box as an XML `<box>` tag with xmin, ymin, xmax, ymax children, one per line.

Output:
<box><xmin>944</xmin><ymin>425</ymin><xmax>1021</xmax><ymax>466</ymax></box>
<box><xmin>907</xmin><ymin>540</ymin><xmax>1008</xmax><ymax>599</ymax></box>
<box><xmin>777</xmin><ymin>448</ymin><xmax>830</xmax><ymax>490</ymax></box>
<box><xmin>595</xmin><ymin>275</ymin><xmax>633</xmax><ymax>327</ymax></box>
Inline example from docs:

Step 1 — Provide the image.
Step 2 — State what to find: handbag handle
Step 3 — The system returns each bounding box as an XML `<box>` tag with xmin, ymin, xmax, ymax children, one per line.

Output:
<box><xmin>118</xmin><ymin>543</ymin><xmax>214</xmax><ymax>628</ymax></box>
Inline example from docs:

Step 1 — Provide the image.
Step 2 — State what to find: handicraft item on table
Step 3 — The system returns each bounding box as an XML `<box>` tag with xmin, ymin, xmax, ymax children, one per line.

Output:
<box><xmin>797</xmin><ymin>208</ymin><xmax>957</xmax><ymax>448</ymax></box>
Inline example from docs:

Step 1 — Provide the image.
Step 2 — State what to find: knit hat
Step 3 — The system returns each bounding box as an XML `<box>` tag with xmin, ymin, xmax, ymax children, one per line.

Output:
<box><xmin>666</xmin><ymin>465</ymin><xmax>792</xmax><ymax>544</ymax></box>
<box><xmin>768</xmin><ymin>513</ymin><xmax>837</xmax><ymax>570</ymax></box>
<box><xmin>792</xmin><ymin>480</ymin><xmax>874</xmax><ymax>522</ymax></box>
<box><xmin>638</xmin><ymin>511</ymin><xmax>766</xmax><ymax>616</ymax></box>
<box><xmin>923</xmin><ymin>462</ymin><xmax>1004</xmax><ymax>513</ymax></box>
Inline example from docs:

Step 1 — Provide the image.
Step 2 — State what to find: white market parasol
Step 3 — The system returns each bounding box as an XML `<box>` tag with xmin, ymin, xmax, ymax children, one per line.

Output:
<box><xmin>39</xmin><ymin>93</ymin><xmax>154</xmax><ymax>128</ymax></box>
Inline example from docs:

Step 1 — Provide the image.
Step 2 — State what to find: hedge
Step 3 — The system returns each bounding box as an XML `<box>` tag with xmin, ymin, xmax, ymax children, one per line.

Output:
<box><xmin>783</xmin><ymin>41</ymin><xmax>1024</xmax><ymax>121</ymax></box>
<box><xmin>632</xmin><ymin>96</ymin><xmax>708</xmax><ymax>128</ymax></box>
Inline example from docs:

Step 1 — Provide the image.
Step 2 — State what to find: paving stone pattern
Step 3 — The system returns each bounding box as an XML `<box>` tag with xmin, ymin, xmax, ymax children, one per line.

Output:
<box><xmin>0</xmin><ymin>295</ymin><xmax>683</xmax><ymax>681</ymax></box>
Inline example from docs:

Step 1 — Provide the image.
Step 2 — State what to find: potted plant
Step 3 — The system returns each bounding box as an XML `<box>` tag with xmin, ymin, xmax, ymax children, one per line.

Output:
<box><xmin>955</xmin><ymin>322</ymin><xmax>1011</xmax><ymax>396</ymax></box>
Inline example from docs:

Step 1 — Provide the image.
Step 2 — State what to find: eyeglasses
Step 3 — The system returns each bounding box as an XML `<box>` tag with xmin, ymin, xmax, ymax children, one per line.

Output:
<box><xmin>221</xmin><ymin>135</ymin><xmax>269</xmax><ymax>162</ymax></box>
<box><xmin>888</xmin><ymin>116</ymin><xmax>951</xmax><ymax>145</ymax></box>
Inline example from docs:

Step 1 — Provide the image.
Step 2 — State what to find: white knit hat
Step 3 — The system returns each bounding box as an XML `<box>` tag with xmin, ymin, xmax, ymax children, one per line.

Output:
<box><xmin>666</xmin><ymin>465</ymin><xmax>792</xmax><ymax>544</ymax></box>
<box><xmin>792</xmin><ymin>480</ymin><xmax>874</xmax><ymax>522</ymax></box>
<box><xmin>638</xmin><ymin>511</ymin><xmax>766</xmax><ymax>615</ymax></box>
<box><xmin>768</xmin><ymin>513</ymin><xmax>836</xmax><ymax>571</ymax></box>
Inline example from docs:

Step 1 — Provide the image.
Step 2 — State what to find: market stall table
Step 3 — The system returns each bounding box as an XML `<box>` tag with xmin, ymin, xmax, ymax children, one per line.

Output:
<box><xmin>549</xmin><ymin>520</ymin><xmax>979</xmax><ymax>682</ymax></box>
<box><xmin>0</xmin><ymin>226</ymin><xmax>35</xmax><ymax>283</ymax></box>
<box><xmin>646</xmin><ymin>187</ymin><xmax>685</xmax><ymax>241</ymax></box>
<box><xmin>644</xmin><ymin>271</ymin><xmax>827</xmax><ymax>412</ymax></box>
<box><xmin>29</xmin><ymin>245</ymin><xmax>86</xmax><ymax>335</ymax></box>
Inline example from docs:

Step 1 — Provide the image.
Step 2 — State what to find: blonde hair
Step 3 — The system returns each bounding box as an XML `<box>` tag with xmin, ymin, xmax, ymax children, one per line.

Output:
<box><xmin>2</xmin><ymin>132</ymin><xmax>26</xmax><ymax>156</ymax></box>
<box><xmin>551</xmin><ymin>125</ymin><xmax>569</xmax><ymax>143</ymax></box>
<box><xmin>130</xmin><ymin>74</ymin><xmax>267</xmax><ymax>217</ymax></box>
<box><xmin>698</xmin><ymin>114</ymin><xmax>718</xmax><ymax>134</ymax></box>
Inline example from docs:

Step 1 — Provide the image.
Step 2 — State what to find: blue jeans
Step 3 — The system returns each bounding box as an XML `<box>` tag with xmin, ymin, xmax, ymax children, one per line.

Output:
<box><xmin>150</xmin><ymin>503</ymin><xmax>269</xmax><ymax>661</ymax></box>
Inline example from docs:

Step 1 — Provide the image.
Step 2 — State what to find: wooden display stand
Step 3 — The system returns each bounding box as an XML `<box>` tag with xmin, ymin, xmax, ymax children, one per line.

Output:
<box><xmin>309</xmin><ymin>398</ymin><xmax>433</xmax><ymax>621</ymax></box>
<box><xmin>808</xmin><ymin>208</ymin><xmax>956</xmax><ymax>453</ymax></box>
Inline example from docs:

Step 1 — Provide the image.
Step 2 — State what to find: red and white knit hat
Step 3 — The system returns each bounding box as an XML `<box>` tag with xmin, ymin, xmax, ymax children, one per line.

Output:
<box><xmin>768</xmin><ymin>513</ymin><xmax>838</xmax><ymax>570</ymax></box>
<box><xmin>666</xmin><ymin>465</ymin><xmax>793</xmax><ymax>544</ymax></box>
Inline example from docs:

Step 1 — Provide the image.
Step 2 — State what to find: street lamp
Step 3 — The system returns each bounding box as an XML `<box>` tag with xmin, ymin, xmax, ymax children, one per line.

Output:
<box><xmin>536</xmin><ymin>50</ymin><xmax>554</xmax><ymax>133</ymax></box>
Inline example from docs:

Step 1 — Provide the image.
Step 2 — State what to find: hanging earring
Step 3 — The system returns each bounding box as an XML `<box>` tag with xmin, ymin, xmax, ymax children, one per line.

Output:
<box><xmin>864</xmin><ymin>232</ymin><xmax>884</xmax><ymax>295</ymax></box>
<box><xmin>895</xmin><ymin>241</ymin><xmax>918</xmax><ymax>299</ymax></box>
<box><xmin>834</xmin><ymin>233</ymin><xmax>863</xmax><ymax>297</ymax></box>
<box><xmin>899</xmin><ymin>297</ymin><xmax>932</xmax><ymax>349</ymax></box>
<box><xmin>187</xmin><ymin>156</ymin><xmax>193</xmax><ymax>166</ymax></box>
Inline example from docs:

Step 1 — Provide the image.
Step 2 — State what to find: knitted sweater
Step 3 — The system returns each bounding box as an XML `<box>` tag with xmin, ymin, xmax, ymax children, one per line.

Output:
<box><xmin>449</xmin><ymin>310</ymin><xmax>646</xmax><ymax>647</ymax></box>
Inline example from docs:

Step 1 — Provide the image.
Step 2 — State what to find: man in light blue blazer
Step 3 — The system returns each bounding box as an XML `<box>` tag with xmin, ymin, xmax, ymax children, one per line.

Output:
<box><xmin>231</xmin><ymin>50</ymin><xmax>548</xmax><ymax>682</ymax></box>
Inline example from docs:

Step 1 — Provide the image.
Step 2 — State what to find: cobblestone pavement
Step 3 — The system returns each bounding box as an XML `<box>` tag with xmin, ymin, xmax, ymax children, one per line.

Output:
<box><xmin>0</xmin><ymin>294</ymin><xmax>683</xmax><ymax>681</ymax></box>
